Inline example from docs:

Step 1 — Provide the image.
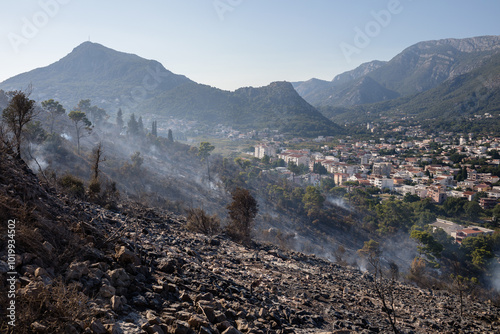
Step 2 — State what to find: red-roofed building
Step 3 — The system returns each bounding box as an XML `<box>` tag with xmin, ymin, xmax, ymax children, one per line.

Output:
<box><xmin>463</xmin><ymin>191</ymin><xmax>476</xmax><ymax>201</ymax></box>
<box><xmin>452</xmin><ymin>226</ymin><xmax>494</xmax><ymax>244</ymax></box>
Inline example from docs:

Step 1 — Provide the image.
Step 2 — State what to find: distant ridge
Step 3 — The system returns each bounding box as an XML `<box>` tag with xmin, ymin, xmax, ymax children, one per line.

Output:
<box><xmin>320</xmin><ymin>51</ymin><xmax>500</xmax><ymax>132</ymax></box>
<box><xmin>0</xmin><ymin>42</ymin><xmax>343</xmax><ymax>137</ymax></box>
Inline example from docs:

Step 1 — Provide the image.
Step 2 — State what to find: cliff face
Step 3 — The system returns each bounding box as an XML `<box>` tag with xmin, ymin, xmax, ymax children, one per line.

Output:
<box><xmin>413</xmin><ymin>36</ymin><xmax>500</xmax><ymax>54</ymax></box>
<box><xmin>0</xmin><ymin>154</ymin><xmax>499</xmax><ymax>333</ymax></box>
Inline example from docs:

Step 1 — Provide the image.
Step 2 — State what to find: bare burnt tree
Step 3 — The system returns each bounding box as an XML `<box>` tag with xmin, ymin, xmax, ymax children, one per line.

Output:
<box><xmin>91</xmin><ymin>142</ymin><xmax>105</xmax><ymax>181</ymax></box>
<box><xmin>358</xmin><ymin>240</ymin><xmax>399</xmax><ymax>334</ymax></box>
<box><xmin>88</xmin><ymin>143</ymin><xmax>105</xmax><ymax>201</ymax></box>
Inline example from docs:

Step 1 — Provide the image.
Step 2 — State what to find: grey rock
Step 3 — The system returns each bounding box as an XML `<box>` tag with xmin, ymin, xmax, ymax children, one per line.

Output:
<box><xmin>221</xmin><ymin>326</ymin><xmax>243</xmax><ymax>334</ymax></box>
<box><xmin>66</xmin><ymin>261</ymin><xmax>89</xmax><ymax>281</ymax></box>
<box><xmin>89</xmin><ymin>319</ymin><xmax>107</xmax><ymax>334</ymax></box>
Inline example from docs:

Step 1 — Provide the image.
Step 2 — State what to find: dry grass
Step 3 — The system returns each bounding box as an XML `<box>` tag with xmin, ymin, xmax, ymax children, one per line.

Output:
<box><xmin>12</xmin><ymin>279</ymin><xmax>94</xmax><ymax>333</ymax></box>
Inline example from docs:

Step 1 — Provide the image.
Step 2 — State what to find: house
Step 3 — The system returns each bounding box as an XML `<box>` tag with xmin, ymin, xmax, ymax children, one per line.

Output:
<box><xmin>415</xmin><ymin>185</ymin><xmax>429</xmax><ymax>198</ymax></box>
<box><xmin>406</xmin><ymin>168</ymin><xmax>424</xmax><ymax>178</ymax></box>
<box><xmin>434</xmin><ymin>175</ymin><xmax>454</xmax><ymax>186</ymax></box>
<box><xmin>397</xmin><ymin>185</ymin><xmax>416</xmax><ymax>195</ymax></box>
<box><xmin>393</xmin><ymin>177</ymin><xmax>406</xmax><ymax>185</ymax></box>
<box><xmin>462</xmin><ymin>191</ymin><xmax>476</xmax><ymax>201</ymax></box>
<box><xmin>487</xmin><ymin>189</ymin><xmax>500</xmax><ymax>199</ymax></box>
<box><xmin>348</xmin><ymin>173</ymin><xmax>366</xmax><ymax>182</ymax></box>
<box><xmin>287</xmin><ymin>154</ymin><xmax>310</xmax><ymax>167</ymax></box>
<box><xmin>372</xmin><ymin>177</ymin><xmax>394</xmax><ymax>191</ymax></box>
<box><xmin>430</xmin><ymin>219</ymin><xmax>464</xmax><ymax>236</ymax></box>
<box><xmin>448</xmin><ymin>190</ymin><xmax>464</xmax><ymax>198</ymax></box>
<box><xmin>474</xmin><ymin>183</ymin><xmax>491</xmax><ymax>192</ymax></box>
<box><xmin>467</xmin><ymin>169</ymin><xmax>478</xmax><ymax>181</ymax></box>
<box><xmin>487</xmin><ymin>175</ymin><xmax>500</xmax><ymax>183</ymax></box>
<box><xmin>479</xmin><ymin>197</ymin><xmax>498</xmax><ymax>210</ymax></box>
<box><xmin>427</xmin><ymin>185</ymin><xmax>447</xmax><ymax>203</ymax></box>
<box><xmin>334</xmin><ymin>173</ymin><xmax>350</xmax><ymax>185</ymax></box>
<box><xmin>278</xmin><ymin>150</ymin><xmax>310</xmax><ymax>167</ymax></box>
<box><xmin>300</xmin><ymin>173</ymin><xmax>321</xmax><ymax>186</ymax></box>
<box><xmin>359</xmin><ymin>180</ymin><xmax>372</xmax><ymax>187</ymax></box>
<box><xmin>452</xmin><ymin>226</ymin><xmax>495</xmax><ymax>244</ymax></box>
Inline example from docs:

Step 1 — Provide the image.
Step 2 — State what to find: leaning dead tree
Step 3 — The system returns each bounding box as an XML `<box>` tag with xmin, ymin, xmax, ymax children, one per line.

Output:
<box><xmin>358</xmin><ymin>240</ymin><xmax>399</xmax><ymax>334</ymax></box>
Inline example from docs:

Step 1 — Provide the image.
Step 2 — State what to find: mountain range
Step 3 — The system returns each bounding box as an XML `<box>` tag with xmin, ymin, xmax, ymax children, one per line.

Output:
<box><xmin>0</xmin><ymin>42</ymin><xmax>342</xmax><ymax>137</ymax></box>
<box><xmin>291</xmin><ymin>35</ymin><xmax>500</xmax><ymax>132</ymax></box>
<box><xmin>1</xmin><ymin>36</ymin><xmax>499</xmax><ymax>136</ymax></box>
<box><xmin>293</xmin><ymin>35</ymin><xmax>500</xmax><ymax>108</ymax></box>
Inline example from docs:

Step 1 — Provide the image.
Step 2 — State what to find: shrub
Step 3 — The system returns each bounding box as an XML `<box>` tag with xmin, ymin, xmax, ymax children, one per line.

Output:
<box><xmin>407</xmin><ymin>256</ymin><xmax>427</xmax><ymax>287</ymax></box>
<box><xmin>88</xmin><ymin>178</ymin><xmax>101</xmax><ymax>201</ymax></box>
<box><xmin>59</xmin><ymin>174</ymin><xmax>85</xmax><ymax>198</ymax></box>
<box><xmin>186</xmin><ymin>208</ymin><xmax>220</xmax><ymax>235</ymax></box>
<box><xmin>102</xmin><ymin>181</ymin><xmax>119</xmax><ymax>210</ymax></box>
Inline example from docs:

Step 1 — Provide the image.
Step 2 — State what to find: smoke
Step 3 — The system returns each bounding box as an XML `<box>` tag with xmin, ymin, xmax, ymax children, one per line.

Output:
<box><xmin>326</xmin><ymin>196</ymin><xmax>352</xmax><ymax>211</ymax></box>
<box><xmin>488</xmin><ymin>257</ymin><xmax>500</xmax><ymax>292</ymax></box>
<box><xmin>61</xmin><ymin>133</ymin><xmax>72</xmax><ymax>140</ymax></box>
<box><xmin>28</xmin><ymin>155</ymin><xmax>48</xmax><ymax>171</ymax></box>
<box><xmin>26</xmin><ymin>143</ymin><xmax>49</xmax><ymax>172</ymax></box>
<box><xmin>380</xmin><ymin>233</ymin><xmax>419</xmax><ymax>273</ymax></box>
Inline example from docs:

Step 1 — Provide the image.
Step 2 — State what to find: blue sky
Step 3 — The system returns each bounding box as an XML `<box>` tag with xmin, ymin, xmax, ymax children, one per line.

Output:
<box><xmin>0</xmin><ymin>0</ymin><xmax>499</xmax><ymax>91</ymax></box>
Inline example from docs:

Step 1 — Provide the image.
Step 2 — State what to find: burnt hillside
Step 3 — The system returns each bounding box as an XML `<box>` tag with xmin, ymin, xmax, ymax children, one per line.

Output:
<box><xmin>0</xmin><ymin>155</ymin><xmax>499</xmax><ymax>333</ymax></box>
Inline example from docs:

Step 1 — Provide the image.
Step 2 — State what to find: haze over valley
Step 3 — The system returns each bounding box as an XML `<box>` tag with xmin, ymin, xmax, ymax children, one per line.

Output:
<box><xmin>1</xmin><ymin>2</ymin><xmax>500</xmax><ymax>333</ymax></box>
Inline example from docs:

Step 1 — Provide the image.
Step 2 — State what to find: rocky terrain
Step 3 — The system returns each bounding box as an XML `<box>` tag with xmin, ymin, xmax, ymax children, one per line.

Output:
<box><xmin>0</xmin><ymin>155</ymin><xmax>499</xmax><ymax>333</ymax></box>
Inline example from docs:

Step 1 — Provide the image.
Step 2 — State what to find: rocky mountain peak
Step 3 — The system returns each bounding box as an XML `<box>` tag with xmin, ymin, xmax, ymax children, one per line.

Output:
<box><xmin>413</xmin><ymin>35</ymin><xmax>500</xmax><ymax>53</ymax></box>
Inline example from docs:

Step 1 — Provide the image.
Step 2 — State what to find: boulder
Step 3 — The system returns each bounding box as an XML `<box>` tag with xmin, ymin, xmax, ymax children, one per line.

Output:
<box><xmin>187</xmin><ymin>314</ymin><xmax>209</xmax><ymax>329</ymax></box>
<box><xmin>115</xmin><ymin>246</ymin><xmax>140</xmax><ymax>265</ymax></box>
<box><xmin>108</xmin><ymin>268</ymin><xmax>131</xmax><ymax>287</ymax></box>
<box><xmin>157</xmin><ymin>258</ymin><xmax>177</xmax><ymax>274</ymax></box>
<box><xmin>111</xmin><ymin>295</ymin><xmax>124</xmax><ymax>311</ymax></box>
<box><xmin>89</xmin><ymin>319</ymin><xmax>107</xmax><ymax>334</ymax></box>
<box><xmin>42</xmin><ymin>241</ymin><xmax>55</xmax><ymax>254</ymax></box>
<box><xmin>169</xmin><ymin>320</ymin><xmax>193</xmax><ymax>334</ymax></box>
<box><xmin>100</xmin><ymin>282</ymin><xmax>116</xmax><ymax>298</ymax></box>
<box><xmin>146</xmin><ymin>310</ymin><xmax>162</xmax><ymax>325</ymax></box>
<box><xmin>34</xmin><ymin>267</ymin><xmax>49</xmax><ymax>278</ymax></box>
<box><xmin>66</xmin><ymin>261</ymin><xmax>89</xmax><ymax>281</ymax></box>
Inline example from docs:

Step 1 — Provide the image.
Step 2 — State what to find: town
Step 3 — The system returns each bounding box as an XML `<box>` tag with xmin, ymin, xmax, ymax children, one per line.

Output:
<box><xmin>249</xmin><ymin>125</ymin><xmax>499</xmax><ymax>215</ymax></box>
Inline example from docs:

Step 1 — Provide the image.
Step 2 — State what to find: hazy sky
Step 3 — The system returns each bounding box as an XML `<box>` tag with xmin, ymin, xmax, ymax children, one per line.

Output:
<box><xmin>0</xmin><ymin>0</ymin><xmax>499</xmax><ymax>91</ymax></box>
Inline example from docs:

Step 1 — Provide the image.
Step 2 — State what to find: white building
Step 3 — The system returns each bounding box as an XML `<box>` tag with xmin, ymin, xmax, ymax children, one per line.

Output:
<box><xmin>372</xmin><ymin>177</ymin><xmax>394</xmax><ymax>190</ymax></box>
<box><xmin>255</xmin><ymin>144</ymin><xmax>277</xmax><ymax>159</ymax></box>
